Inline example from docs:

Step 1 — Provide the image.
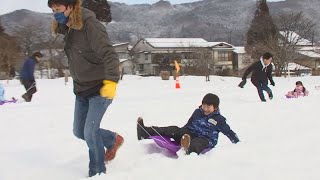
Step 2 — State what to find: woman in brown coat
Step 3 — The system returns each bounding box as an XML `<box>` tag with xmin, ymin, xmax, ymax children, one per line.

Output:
<box><xmin>48</xmin><ymin>0</ymin><xmax>123</xmax><ymax>177</ymax></box>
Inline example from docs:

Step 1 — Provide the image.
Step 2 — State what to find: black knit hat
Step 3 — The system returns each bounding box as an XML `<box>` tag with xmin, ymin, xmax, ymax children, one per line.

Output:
<box><xmin>48</xmin><ymin>0</ymin><xmax>77</xmax><ymax>8</ymax></box>
<box><xmin>32</xmin><ymin>51</ymin><xmax>43</xmax><ymax>58</ymax></box>
<box><xmin>296</xmin><ymin>81</ymin><xmax>303</xmax><ymax>86</ymax></box>
<box><xmin>202</xmin><ymin>93</ymin><xmax>220</xmax><ymax>107</ymax></box>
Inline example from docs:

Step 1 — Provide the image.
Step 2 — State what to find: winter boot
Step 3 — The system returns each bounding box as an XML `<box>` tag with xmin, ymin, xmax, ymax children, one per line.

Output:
<box><xmin>137</xmin><ymin>117</ymin><xmax>150</xmax><ymax>140</ymax></box>
<box><xmin>268</xmin><ymin>92</ymin><xmax>273</xmax><ymax>100</ymax></box>
<box><xmin>22</xmin><ymin>94</ymin><xmax>31</xmax><ymax>102</ymax></box>
<box><xmin>105</xmin><ymin>134</ymin><xmax>124</xmax><ymax>161</ymax></box>
<box><xmin>180</xmin><ymin>134</ymin><xmax>191</xmax><ymax>154</ymax></box>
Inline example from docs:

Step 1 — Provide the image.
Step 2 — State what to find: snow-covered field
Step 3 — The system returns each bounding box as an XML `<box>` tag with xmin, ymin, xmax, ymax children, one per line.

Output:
<box><xmin>1</xmin><ymin>75</ymin><xmax>319</xmax><ymax>180</ymax></box>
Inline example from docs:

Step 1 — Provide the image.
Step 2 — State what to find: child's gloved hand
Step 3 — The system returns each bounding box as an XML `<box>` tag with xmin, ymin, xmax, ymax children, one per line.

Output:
<box><xmin>270</xmin><ymin>80</ymin><xmax>275</xmax><ymax>86</ymax></box>
<box><xmin>232</xmin><ymin>134</ymin><xmax>240</xmax><ymax>144</ymax></box>
<box><xmin>100</xmin><ymin>80</ymin><xmax>117</xmax><ymax>99</ymax></box>
<box><xmin>238</xmin><ymin>79</ymin><xmax>246</xmax><ymax>88</ymax></box>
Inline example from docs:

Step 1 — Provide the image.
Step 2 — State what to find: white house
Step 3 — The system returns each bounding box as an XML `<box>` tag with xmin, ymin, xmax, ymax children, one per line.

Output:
<box><xmin>130</xmin><ymin>38</ymin><xmax>235</xmax><ymax>75</ymax></box>
<box><xmin>112</xmin><ymin>42</ymin><xmax>133</xmax><ymax>75</ymax></box>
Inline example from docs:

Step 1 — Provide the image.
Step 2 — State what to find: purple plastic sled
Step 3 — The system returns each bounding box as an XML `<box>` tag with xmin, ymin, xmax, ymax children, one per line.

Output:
<box><xmin>150</xmin><ymin>136</ymin><xmax>181</xmax><ymax>153</ymax></box>
<box><xmin>150</xmin><ymin>136</ymin><xmax>211</xmax><ymax>154</ymax></box>
<box><xmin>0</xmin><ymin>99</ymin><xmax>18</xmax><ymax>106</ymax></box>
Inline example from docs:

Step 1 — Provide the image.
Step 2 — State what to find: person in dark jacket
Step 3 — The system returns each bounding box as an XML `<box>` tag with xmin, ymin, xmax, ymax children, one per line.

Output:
<box><xmin>48</xmin><ymin>0</ymin><xmax>123</xmax><ymax>177</ymax></box>
<box><xmin>137</xmin><ymin>93</ymin><xmax>239</xmax><ymax>155</ymax></box>
<box><xmin>238</xmin><ymin>52</ymin><xmax>275</xmax><ymax>102</ymax></box>
<box><xmin>20</xmin><ymin>51</ymin><xmax>43</xmax><ymax>102</ymax></box>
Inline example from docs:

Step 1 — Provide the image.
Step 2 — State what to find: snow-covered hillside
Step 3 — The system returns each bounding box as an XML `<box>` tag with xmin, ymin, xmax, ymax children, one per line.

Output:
<box><xmin>0</xmin><ymin>75</ymin><xmax>319</xmax><ymax>180</ymax></box>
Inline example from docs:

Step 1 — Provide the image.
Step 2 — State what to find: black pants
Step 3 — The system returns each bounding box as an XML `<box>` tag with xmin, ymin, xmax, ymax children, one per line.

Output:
<box><xmin>145</xmin><ymin>126</ymin><xmax>209</xmax><ymax>154</ymax></box>
<box><xmin>20</xmin><ymin>79</ymin><xmax>37</xmax><ymax>101</ymax></box>
<box><xmin>206</xmin><ymin>75</ymin><xmax>210</xmax><ymax>82</ymax></box>
<box><xmin>252</xmin><ymin>81</ymin><xmax>273</xmax><ymax>101</ymax></box>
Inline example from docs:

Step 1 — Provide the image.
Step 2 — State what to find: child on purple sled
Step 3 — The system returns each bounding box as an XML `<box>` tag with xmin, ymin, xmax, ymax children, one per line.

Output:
<box><xmin>137</xmin><ymin>93</ymin><xmax>239</xmax><ymax>155</ymax></box>
<box><xmin>286</xmin><ymin>81</ymin><xmax>309</xmax><ymax>98</ymax></box>
<box><xmin>0</xmin><ymin>84</ymin><xmax>5</xmax><ymax>102</ymax></box>
<box><xmin>0</xmin><ymin>84</ymin><xmax>16</xmax><ymax>105</ymax></box>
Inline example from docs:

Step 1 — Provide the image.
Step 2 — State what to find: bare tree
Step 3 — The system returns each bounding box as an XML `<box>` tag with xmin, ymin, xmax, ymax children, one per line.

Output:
<box><xmin>12</xmin><ymin>22</ymin><xmax>47</xmax><ymax>56</ymax></box>
<box><xmin>0</xmin><ymin>18</ymin><xmax>4</xmax><ymax>34</ymax></box>
<box><xmin>193</xmin><ymin>48</ymin><xmax>212</xmax><ymax>76</ymax></box>
<box><xmin>152</xmin><ymin>50</ymin><xmax>182</xmax><ymax>73</ymax></box>
<box><xmin>180</xmin><ymin>46</ymin><xmax>212</xmax><ymax>76</ymax></box>
<box><xmin>0</xmin><ymin>33</ymin><xmax>21</xmax><ymax>78</ymax></box>
<box><xmin>33</xmin><ymin>37</ymin><xmax>67</xmax><ymax>78</ymax></box>
<box><xmin>181</xmin><ymin>53</ymin><xmax>197</xmax><ymax>75</ymax></box>
<box><xmin>265</xmin><ymin>12</ymin><xmax>318</xmax><ymax>76</ymax></box>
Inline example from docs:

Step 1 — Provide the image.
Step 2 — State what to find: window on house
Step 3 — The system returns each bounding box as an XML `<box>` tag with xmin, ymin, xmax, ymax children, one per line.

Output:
<box><xmin>139</xmin><ymin>64</ymin><xmax>144</xmax><ymax>71</ymax></box>
<box><xmin>145</xmin><ymin>53</ymin><xmax>148</xmax><ymax>60</ymax></box>
<box><xmin>119</xmin><ymin>53</ymin><xmax>128</xmax><ymax>59</ymax></box>
<box><xmin>218</xmin><ymin>51</ymin><xmax>231</xmax><ymax>61</ymax></box>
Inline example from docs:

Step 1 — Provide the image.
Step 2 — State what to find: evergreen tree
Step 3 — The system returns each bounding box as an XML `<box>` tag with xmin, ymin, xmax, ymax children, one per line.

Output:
<box><xmin>245</xmin><ymin>0</ymin><xmax>278</xmax><ymax>59</ymax></box>
<box><xmin>82</xmin><ymin>0</ymin><xmax>112</xmax><ymax>23</ymax></box>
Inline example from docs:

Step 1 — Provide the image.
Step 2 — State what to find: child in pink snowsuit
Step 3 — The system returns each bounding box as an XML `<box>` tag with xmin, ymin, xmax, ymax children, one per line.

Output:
<box><xmin>286</xmin><ymin>81</ymin><xmax>309</xmax><ymax>98</ymax></box>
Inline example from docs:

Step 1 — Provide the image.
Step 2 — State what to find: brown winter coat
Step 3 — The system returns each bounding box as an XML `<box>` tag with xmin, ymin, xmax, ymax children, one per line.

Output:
<box><xmin>51</xmin><ymin>1</ymin><xmax>119</xmax><ymax>94</ymax></box>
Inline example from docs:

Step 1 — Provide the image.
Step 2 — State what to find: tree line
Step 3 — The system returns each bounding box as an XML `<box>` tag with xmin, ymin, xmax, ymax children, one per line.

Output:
<box><xmin>0</xmin><ymin>0</ymin><xmax>318</xmax><ymax>79</ymax></box>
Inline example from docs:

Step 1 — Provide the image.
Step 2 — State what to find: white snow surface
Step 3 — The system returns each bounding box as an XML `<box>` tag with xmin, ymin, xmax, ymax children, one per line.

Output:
<box><xmin>1</xmin><ymin>75</ymin><xmax>320</xmax><ymax>180</ymax></box>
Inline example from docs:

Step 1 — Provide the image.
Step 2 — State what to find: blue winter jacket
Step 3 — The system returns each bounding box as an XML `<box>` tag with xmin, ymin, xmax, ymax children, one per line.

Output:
<box><xmin>20</xmin><ymin>57</ymin><xmax>37</xmax><ymax>81</ymax></box>
<box><xmin>184</xmin><ymin>107</ymin><xmax>239</xmax><ymax>148</ymax></box>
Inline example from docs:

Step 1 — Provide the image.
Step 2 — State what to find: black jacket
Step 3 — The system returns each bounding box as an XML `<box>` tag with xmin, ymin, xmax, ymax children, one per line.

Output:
<box><xmin>242</xmin><ymin>59</ymin><xmax>273</xmax><ymax>86</ymax></box>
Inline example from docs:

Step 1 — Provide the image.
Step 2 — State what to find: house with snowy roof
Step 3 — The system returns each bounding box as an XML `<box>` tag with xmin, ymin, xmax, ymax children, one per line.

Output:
<box><xmin>112</xmin><ymin>42</ymin><xmax>133</xmax><ymax>75</ymax></box>
<box><xmin>130</xmin><ymin>38</ymin><xmax>235</xmax><ymax>75</ymax></box>
<box><xmin>279</xmin><ymin>31</ymin><xmax>320</xmax><ymax>71</ymax></box>
<box><xmin>279</xmin><ymin>31</ymin><xmax>313</xmax><ymax>47</ymax></box>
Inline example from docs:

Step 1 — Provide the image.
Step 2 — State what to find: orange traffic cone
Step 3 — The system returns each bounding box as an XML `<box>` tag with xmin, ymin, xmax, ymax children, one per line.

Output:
<box><xmin>175</xmin><ymin>79</ymin><xmax>181</xmax><ymax>89</ymax></box>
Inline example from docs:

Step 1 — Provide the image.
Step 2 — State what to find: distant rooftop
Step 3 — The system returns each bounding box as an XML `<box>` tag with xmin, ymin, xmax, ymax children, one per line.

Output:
<box><xmin>279</xmin><ymin>31</ymin><xmax>312</xmax><ymax>46</ymax></box>
<box><xmin>297</xmin><ymin>50</ymin><xmax>320</xmax><ymax>58</ymax></box>
<box><xmin>113</xmin><ymin>42</ymin><xmax>130</xmax><ymax>47</ymax></box>
<box><xmin>142</xmin><ymin>38</ymin><xmax>233</xmax><ymax>48</ymax></box>
<box><xmin>143</xmin><ymin>38</ymin><xmax>208</xmax><ymax>48</ymax></box>
<box><xmin>233</xmin><ymin>46</ymin><xmax>245</xmax><ymax>54</ymax></box>
<box><xmin>287</xmin><ymin>63</ymin><xmax>310</xmax><ymax>70</ymax></box>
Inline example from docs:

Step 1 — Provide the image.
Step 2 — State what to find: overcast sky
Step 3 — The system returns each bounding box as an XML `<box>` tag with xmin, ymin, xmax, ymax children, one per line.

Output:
<box><xmin>0</xmin><ymin>0</ymin><xmax>283</xmax><ymax>15</ymax></box>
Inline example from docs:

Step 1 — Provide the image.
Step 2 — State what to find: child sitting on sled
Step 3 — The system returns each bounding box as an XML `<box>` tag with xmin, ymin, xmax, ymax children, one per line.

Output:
<box><xmin>286</xmin><ymin>81</ymin><xmax>309</xmax><ymax>98</ymax></box>
<box><xmin>0</xmin><ymin>84</ymin><xmax>5</xmax><ymax>102</ymax></box>
<box><xmin>137</xmin><ymin>93</ymin><xmax>240</xmax><ymax>155</ymax></box>
<box><xmin>0</xmin><ymin>84</ymin><xmax>17</xmax><ymax>105</ymax></box>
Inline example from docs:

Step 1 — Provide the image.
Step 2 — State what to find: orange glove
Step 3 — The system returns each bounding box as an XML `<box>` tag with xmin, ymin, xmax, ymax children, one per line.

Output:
<box><xmin>100</xmin><ymin>80</ymin><xmax>117</xmax><ymax>99</ymax></box>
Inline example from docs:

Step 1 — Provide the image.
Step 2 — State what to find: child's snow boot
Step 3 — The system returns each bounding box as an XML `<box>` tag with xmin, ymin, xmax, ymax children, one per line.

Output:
<box><xmin>268</xmin><ymin>92</ymin><xmax>273</xmax><ymax>100</ymax></box>
<box><xmin>22</xmin><ymin>94</ymin><xmax>31</xmax><ymax>102</ymax></box>
<box><xmin>137</xmin><ymin>117</ymin><xmax>150</xmax><ymax>140</ymax></box>
<box><xmin>180</xmin><ymin>134</ymin><xmax>191</xmax><ymax>154</ymax></box>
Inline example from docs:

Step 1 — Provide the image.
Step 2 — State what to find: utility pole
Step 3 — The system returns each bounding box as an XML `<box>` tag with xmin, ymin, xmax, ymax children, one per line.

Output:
<box><xmin>228</xmin><ymin>30</ymin><xmax>232</xmax><ymax>44</ymax></box>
